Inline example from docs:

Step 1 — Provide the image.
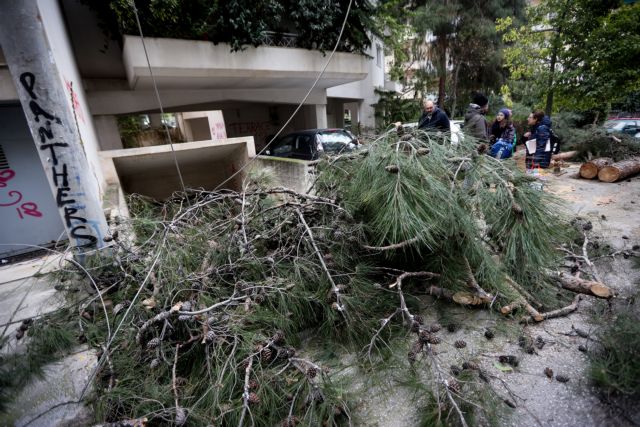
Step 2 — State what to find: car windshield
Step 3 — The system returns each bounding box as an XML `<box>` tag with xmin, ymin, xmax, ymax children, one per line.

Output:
<box><xmin>604</xmin><ymin>120</ymin><xmax>632</xmax><ymax>130</ymax></box>
<box><xmin>317</xmin><ymin>131</ymin><xmax>355</xmax><ymax>154</ymax></box>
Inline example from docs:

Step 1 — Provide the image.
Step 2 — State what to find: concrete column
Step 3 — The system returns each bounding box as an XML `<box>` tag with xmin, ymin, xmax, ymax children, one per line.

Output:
<box><xmin>94</xmin><ymin>116</ymin><xmax>123</xmax><ymax>150</ymax></box>
<box><xmin>0</xmin><ymin>0</ymin><xmax>109</xmax><ymax>253</ymax></box>
<box><xmin>148</xmin><ymin>113</ymin><xmax>163</xmax><ymax>129</ymax></box>
<box><xmin>314</xmin><ymin>104</ymin><xmax>327</xmax><ymax>129</ymax></box>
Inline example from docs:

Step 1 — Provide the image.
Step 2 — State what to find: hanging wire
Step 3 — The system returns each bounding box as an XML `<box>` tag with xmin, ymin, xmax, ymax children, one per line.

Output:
<box><xmin>212</xmin><ymin>0</ymin><xmax>354</xmax><ymax>191</ymax></box>
<box><xmin>129</xmin><ymin>0</ymin><xmax>188</xmax><ymax>197</ymax></box>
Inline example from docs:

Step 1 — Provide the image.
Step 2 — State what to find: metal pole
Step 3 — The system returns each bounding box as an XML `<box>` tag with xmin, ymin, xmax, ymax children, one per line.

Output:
<box><xmin>0</xmin><ymin>0</ymin><xmax>109</xmax><ymax>255</ymax></box>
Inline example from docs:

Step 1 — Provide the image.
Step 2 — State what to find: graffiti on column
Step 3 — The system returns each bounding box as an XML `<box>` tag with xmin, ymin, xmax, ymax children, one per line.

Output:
<box><xmin>18</xmin><ymin>71</ymin><xmax>98</xmax><ymax>246</ymax></box>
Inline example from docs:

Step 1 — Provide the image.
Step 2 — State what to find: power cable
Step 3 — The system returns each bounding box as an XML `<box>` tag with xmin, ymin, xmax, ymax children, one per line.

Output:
<box><xmin>129</xmin><ymin>0</ymin><xmax>188</xmax><ymax>197</ymax></box>
<box><xmin>212</xmin><ymin>0</ymin><xmax>354</xmax><ymax>191</ymax></box>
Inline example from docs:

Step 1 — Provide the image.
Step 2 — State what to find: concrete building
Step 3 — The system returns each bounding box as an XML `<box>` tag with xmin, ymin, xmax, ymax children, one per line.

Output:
<box><xmin>0</xmin><ymin>0</ymin><xmax>393</xmax><ymax>258</ymax></box>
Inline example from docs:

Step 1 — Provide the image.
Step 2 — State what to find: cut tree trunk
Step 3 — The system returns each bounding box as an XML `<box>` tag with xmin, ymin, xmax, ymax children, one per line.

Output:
<box><xmin>552</xmin><ymin>151</ymin><xmax>577</xmax><ymax>161</ymax></box>
<box><xmin>598</xmin><ymin>158</ymin><xmax>640</xmax><ymax>183</ymax></box>
<box><xmin>580</xmin><ymin>157</ymin><xmax>614</xmax><ymax>179</ymax></box>
<box><xmin>556</xmin><ymin>273</ymin><xmax>614</xmax><ymax>298</ymax></box>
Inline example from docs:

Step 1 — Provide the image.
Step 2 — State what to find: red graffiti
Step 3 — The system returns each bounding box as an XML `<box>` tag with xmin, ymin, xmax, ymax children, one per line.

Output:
<box><xmin>65</xmin><ymin>79</ymin><xmax>85</xmax><ymax>124</ymax></box>
<box><xmin>0</xmin><ymin>168</ymin><xmax>43</xmax><ymax>220</ymax></box>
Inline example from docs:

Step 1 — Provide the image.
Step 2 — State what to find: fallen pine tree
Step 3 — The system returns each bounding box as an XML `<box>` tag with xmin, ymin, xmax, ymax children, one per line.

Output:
<box><xmin>1</xmin><ymin>128</ymin><xmax>613</xmax><ymax>426</ymax></box>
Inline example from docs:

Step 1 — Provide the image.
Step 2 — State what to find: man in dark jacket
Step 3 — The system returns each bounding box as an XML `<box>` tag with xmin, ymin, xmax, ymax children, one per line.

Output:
<box><xmin>464</xmin><ymin>93</ymin><xmax>489</xmax><ymax>142</ymax></box>
<box><xmin>418</xmin><ymin>100</ymin><xmax>450</xmax><ymax>132</ymax></box>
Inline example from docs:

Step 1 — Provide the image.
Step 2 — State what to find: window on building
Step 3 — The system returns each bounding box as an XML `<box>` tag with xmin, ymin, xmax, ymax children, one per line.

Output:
<box><xmin>376</xmin><ymin>44</ymin><xmax>383</xmax><ymax>68</ymax></box>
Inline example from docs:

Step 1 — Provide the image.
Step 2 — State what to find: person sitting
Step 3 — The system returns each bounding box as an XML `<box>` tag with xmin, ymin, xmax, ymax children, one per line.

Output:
<box><xmin>464</xmin><ymin>93</ymin><xmax>489</xmax><ymax>142</ymax></box>
<box><xmin>524</xmin><ymin>110</ymin><xmax>553</xmax><ymax>169</ymax></box>
<box><xmin>489</xmin><ymin>108</ymin><xmax>515</xmax><ymax>145</ymax></box>
<box><xmin>417</xmin><ymin>99</ymin><xmax>450</xmax><ymax>132</ymax></box>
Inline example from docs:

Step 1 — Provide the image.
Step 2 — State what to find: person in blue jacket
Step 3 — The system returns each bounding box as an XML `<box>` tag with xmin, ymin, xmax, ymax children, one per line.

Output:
<box><xmin>524</xmin><ymin>109</ymin><xmax>553</xmax><ymax>169</ymax></box>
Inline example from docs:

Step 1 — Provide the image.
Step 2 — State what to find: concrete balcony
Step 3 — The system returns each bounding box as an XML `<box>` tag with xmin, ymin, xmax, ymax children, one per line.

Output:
<box><xmin>122</xmin><ymin>36</ymin><xmax>369</xmax><ymax>91</ymax></box>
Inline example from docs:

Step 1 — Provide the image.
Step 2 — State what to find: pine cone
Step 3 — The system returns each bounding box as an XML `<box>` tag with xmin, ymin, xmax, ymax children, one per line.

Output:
<box><xmin>249</xmin><ymin>379</ymin><xmax>259</xmax><ymax>390</ymax></box>
<box><xmin>544</xmin><ymin>367</ymin><xmax>553</xmax><ymax>378</ymax></box>
<box><xmin>414</xmin><ymin>315</ymin><xmax>424</xmax><ymax>325</ymax></box>
<box><xmin>407</xmin><ymin>351</ymin><xmax>417</xmax><ymax>363</ymax></box>
<box><xmin>411</xmin><ymin>340</ymin><xmax>423</xmax><ymax>354</ymax></box>
<box><xmin>428</xmin><ymin>335</ymin><xmax>442</xmax><ymax>345</ymax></box>
<box><xmin>419</xmin><ymin>330</ymin><xmax>432</xmax><ymax>343</ymax></box>
<box><xmin>555</xmin><ymin>374</ymin><xmax>570</xmax><ymax>383</ymax></box>
<box><xmin>146</xmin><ymin>337</ymin><xmax>161</xmax><ymax>350</ymax></box>
<box><xmin>150</xmin><ymin>358</ymin><xmax>160</xmax><ymax>369</ymax></box>
<box><xmin>207</xmin><ymin>317</ymin><xmax>217</xmax><ymax>328</ymax></box>
<box><xmin>178</xmin><ymin>314</ymin><xmax>192</xmax><ymax>322</ymax></box>
<box><xmin>385</xmin><ymin>164</ymin><xmax>400</xmax><ymax>174</ymax></box>
<box><xmin>205</xmin><ymin>330</ymin><xmax>216</xmax><ymax>343</ymax></box>
<box><xmin>578</xmin><ymin>344</ymin><xmax>587</xmax><ymax>353</ymax></box>
<box><xmin>248</xmin><ymin>392</ymin><xmax>260</xmax><ymax>405</ymax></box>
<box><xmin>272</xmin><ymin>330</ymin><xmax>285</xmax><ymax>344</ymax></box>
<box><xmin>511</xmin><ymin>202</ymin><xmax>523</xmax><ymax>216</ymax></box>
<box><xmin>454</xmin><ymin>340</ymin><xmax>467</xmax><ymax>349</ymax></box>
<box><xmin>282</xmin><ymin>416</ymin><xmax>300</xmax><ymax>427</ymax></box>
<box><xmin>306</xmin><ymin>367</ymin><xmax>317</xmax><ymax>379</ymax></box>
<box><xmin>411</xmin><ymin>321</ymin><xmax>420</xmax><ymax>333</ymax></box>
<box><xmin>448</xmin><ymin>379</ymin><xmax>461</xmax><ymax>393</ymax></box>
<box><xmin>446</xmin><ymin>323</ymin><xmax>458</xmax><ymax>333</ymax></box>
<box><xmin>484</xmin><ymin>329</ymin><xmax>495</xmax><ymax>340</ymax></box>
<box><xmin>450</xmin><ymin>365</ymin><xmax>462</xmax><ymax>376</ymax></box>
<box><xmin>254</xmin><ymin>294</ymin><xmax>265</xmax><ymax>304</ymax></box>
<box><xmin>416</xmin><ymin>147</ymin><xmax>430</xmax><ymax>156</ymax></box>
<box><xmin>498</xmin><ymin>355</ymin><xmax>519</xmax><ymax>367</ymax></box>
<box><xmin>477</xmin><ymin>143</ymin><xmax>488</xmax><ymax>155</ymax></box>
<box><xmin>462</xmin><ymin>361</ymin><xmax>479</xmax><ymax>370</ymax></box>
<box><xmin>261</xmin><ymin>347</ymin><xmax>273</xmax><ymax>362</ymax></box>
<box><xmin>181</xmin><ymin>301</ymin><xmax>192</xmax><ymax>312</ymax></box>
<box><xmin>429</xmin><ymin>323</ymin><xmax>442</xmax><ymax>333</ymax></box>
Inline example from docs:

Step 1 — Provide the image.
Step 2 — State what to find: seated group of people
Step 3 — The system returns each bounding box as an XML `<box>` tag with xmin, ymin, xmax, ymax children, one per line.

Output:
<box><xmin>401</xmin><ymin>93</ymin><xmax>556</xmax><ymax>169</ymax></box>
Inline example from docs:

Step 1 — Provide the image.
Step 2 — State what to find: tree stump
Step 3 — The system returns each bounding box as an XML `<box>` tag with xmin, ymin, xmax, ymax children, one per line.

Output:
<box><xmin>579</xmin><ymin>157</ymin><xmax>614</xmax><ymax>179</ymax></box>
<box><xmin>598</xmin><ymin>158</ymin><xmax>640</xmax><ymax>182</ymax></box>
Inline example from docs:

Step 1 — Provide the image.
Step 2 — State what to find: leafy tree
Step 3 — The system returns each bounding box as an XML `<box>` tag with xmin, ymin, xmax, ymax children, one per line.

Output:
<box><xmin>498</xmin><ymin>0</ymin><xmax>640</xmax><ymax>114</ymax></box>
<box><xmin>82</xmin><ymin>0</ymin><xmax>376</xmax><ymax>54</ymax></box>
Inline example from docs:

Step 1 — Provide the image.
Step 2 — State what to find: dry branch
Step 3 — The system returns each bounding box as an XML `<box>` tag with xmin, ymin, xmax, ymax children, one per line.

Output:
<box><xmin>363</xmin><ymin>237</ymin><xmax>419</xmax><ymax>251</ymax></box>
<box><xmin>521</xmin><ymin>295</ymin><xmax>582</xmax><ymax>323</ymax></box>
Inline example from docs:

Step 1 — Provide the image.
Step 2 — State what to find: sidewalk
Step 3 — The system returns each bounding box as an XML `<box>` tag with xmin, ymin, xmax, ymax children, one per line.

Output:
<box><xmin>0</xmin><ymin>253</ymin><xmax>96</xmax><ymax>427</ymax></box>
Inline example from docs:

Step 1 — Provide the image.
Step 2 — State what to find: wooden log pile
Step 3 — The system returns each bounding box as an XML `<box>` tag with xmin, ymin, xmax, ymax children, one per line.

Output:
<box><xmin>579</xmin><ymin>157</ymin><xmax>640</xmax><ymax>182</ymax></box>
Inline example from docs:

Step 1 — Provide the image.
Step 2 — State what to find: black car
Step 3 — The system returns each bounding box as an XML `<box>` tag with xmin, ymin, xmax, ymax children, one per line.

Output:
<box><xmin>264</xmin><ymin>129</ymin><xmax>360</xmax><ymax>161</ymax></box>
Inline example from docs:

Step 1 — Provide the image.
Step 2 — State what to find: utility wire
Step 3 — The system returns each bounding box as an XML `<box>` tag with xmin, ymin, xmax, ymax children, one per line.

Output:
<box><xmin>129</xmin><ymin>0</ymin><xmax>188</xmax><ymax>197</ymax></box>
<box><xmin>212</xmin><ymin>0</ymin><xmax>354</xmax><ymax>191</ymax></box>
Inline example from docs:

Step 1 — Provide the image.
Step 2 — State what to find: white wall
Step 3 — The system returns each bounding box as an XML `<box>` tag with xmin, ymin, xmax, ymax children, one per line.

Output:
<box><xmin>37</xmin><ymin>0</ymin><xmax>105</xmax><ymax>195</ymax></box>
<box><xmin>327</xmin><ymin>35</ymin><xmax>385</xmax><ymax>129</ymax></box>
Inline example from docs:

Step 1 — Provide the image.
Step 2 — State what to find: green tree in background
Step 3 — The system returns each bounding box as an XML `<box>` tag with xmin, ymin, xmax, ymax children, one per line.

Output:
<box><xmin>83</xmin><ymin>0</ymin><xmax>376</xmax><ymax>54</ymax></box>
<box><xmin>498</xmin><ymin>0</ymin><xmax>640</xmax><ymax>115</ymax></box>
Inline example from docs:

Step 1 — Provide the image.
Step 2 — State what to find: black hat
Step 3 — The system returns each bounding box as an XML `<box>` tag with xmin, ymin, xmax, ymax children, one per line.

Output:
<box><xmin>472</xmin><ymin>92</ymin><xmax>488</xmax><ymax>107</ymax></box>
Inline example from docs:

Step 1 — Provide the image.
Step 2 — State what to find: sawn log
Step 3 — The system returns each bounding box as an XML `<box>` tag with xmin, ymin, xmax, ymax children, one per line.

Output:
<box><xmin>579</xmin><ymin>157</ymin><xmax>614</xmax><ymax>179</ymax></box>
<box><xmin>598</xmin><ymin>158</ymin><xmax>640</xmax><ymax>183</ymax></box>
<box><xmin>556</xmin><ymin>273</ymin><xmax>613</xmax><ymax>298</ymax></box>
<box><xmin>552</xmin><ymin>150</ymin><xmax>578</xmax><ymax>161</ymax></box>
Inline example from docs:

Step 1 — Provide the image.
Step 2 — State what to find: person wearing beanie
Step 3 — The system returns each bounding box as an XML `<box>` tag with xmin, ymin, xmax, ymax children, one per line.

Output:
<box><xmin>464</xmin><ymin>92</ymin><xmax>489</xmax><ymax>142</ymax></box>
<box><xmin>489</xmin><ymin>108</ymin><xmax>515</xmax><ymax>145</ymax></box>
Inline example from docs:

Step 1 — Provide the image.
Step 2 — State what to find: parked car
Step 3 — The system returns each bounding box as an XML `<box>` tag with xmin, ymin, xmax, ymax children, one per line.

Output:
<box><xmin>604</xmin><ymin>119</ymin><xmax>640</xmax><ymax>137</ymax></box>
<box><xmin>264</xmin><ymin>128</ymin><xmax>360</xmax><ymax>161</ymax></box>
<box><xmin>402</xmin><ymin>120</ymin><xmax>465</xmax><ymax>144</ymax></box>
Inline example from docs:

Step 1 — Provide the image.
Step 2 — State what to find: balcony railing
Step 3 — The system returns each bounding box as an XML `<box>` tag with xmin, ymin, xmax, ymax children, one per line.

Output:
<box><xmin>260</xmin><ymin>31</ymin><xmax>299</xmax><ymax>48</ymax></box>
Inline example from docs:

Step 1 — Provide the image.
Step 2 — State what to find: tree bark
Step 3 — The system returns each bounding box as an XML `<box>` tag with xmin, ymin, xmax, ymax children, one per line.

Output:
<box><xmin>552</xmin><ymin>151</ymin><xmax>578</xmax><ymax>161</ymax></box>
<box><xmin>579</xmin><ymin>157</ymin><xmax>614</xmax><ymax>179</ymax></box>
<box><xmin>598</xmin><ymin>158</ymin><xmax>640</xmax><ymax>183</ymax></box>
<box><xmin>555</xmin><ymin>273</ymin><xmax>614</xmax><ymax>299</ymax></box>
